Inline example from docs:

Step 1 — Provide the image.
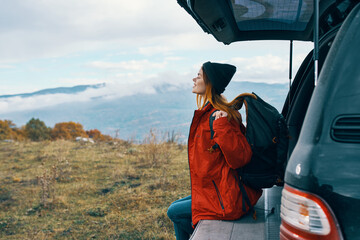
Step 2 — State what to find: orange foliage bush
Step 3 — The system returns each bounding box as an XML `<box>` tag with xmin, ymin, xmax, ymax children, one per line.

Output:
<box><xmin>51</xmin><ymin>121</ymin><xmax>88</xmax><ymax>140</ymax></box>
<box><xmin>0</xmin><ymin>120</ymin><xmax>26</xmax><ymax>140</ymax></box>
<box><xmin>86</xmin><ymin>129</ymin><xmax>112</xmax><ymax>141</ymax></box>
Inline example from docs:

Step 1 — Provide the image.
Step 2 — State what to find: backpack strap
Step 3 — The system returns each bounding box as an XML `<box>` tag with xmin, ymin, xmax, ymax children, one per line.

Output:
<box><xmin>230</xmin><ymin>93</ymin><xmax>256</xmax><ymax>111</ymax></box>
<box><xmin>210</xmin><ymin>108</ymin><xmax>256</xmax><ymax>219</ymax></box>
<box><xmin>209</xmin><ymin>110</ymin><xmax>218</xmax><ymax>139</ymax></box>
<box><xmin>208</xmin><ymin>110</ymin><xmax>220</xmax><ymax>153</ymax></box>
<box><xmin>237</xmin><ymin>179</ymin><xmax>257</xmax><ymax>220</ymax></box>
<box><xmin>237</xmin><ymin>168</ymin><xmax>257</xmax><ymax>219</ymax></box>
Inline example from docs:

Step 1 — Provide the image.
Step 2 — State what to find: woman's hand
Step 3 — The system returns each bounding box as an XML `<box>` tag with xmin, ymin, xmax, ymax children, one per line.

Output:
<box><xmin>213</xmin><ymin>110</ymin><xmax>228</xmax><ymax>120</ymax></box>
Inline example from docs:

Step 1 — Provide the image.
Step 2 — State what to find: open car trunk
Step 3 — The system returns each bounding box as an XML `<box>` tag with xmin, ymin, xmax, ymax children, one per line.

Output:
<box><xmin>177</xmin><ymin>0</ymin><xmax>358</xmax><ymax>158</ymax></box>
<box><xmin>177</xmin><ymin>0</ymin><xmax>353</xmax><ymax>44</ymax></box>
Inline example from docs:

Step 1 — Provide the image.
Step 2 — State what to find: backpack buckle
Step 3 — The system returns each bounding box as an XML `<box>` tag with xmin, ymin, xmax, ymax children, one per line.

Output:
<box><xmin>208</xmin><ymin>147</ymin><xmax>215</xmax><ymax>153</ymax></box>
<box><xmin>208</xmin><ymin>144</ymin><xmax>219</xmax><ymax>153</ymax></box>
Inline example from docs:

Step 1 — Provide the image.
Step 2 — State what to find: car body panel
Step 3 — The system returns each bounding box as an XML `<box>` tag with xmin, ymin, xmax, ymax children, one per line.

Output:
<box><xmin>177</xmin><ymin>0</ymin><xmax>356</xmax><ymax>44</ymax></box>
<box><xmin>285</xmin><ymin>3</ymin><xmax>360</xmax><ymax>238</ymax></box>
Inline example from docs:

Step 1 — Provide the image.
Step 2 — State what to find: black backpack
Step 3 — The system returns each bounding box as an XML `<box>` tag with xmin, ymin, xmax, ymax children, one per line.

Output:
<box><xmin>209</xmin><ymin>92</ymin><xmax>289</xmax><ymax>215</ymax></box>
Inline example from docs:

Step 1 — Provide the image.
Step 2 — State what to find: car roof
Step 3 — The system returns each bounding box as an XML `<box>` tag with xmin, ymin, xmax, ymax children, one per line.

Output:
<box><xmin>177</xmin><ymin>0</ymin><xmax>356</xmax><ymax>44</ymax></box>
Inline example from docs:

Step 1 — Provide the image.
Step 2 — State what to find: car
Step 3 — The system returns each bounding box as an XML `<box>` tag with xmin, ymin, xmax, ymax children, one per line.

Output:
<box><xmin>177</xmin><ymin>0</ymin><xmax>360</xmax><ymax>239</ymax></box>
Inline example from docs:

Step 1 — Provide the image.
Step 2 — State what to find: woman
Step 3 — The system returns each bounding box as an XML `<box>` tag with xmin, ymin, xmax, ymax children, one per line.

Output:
<box><xmin>167</xmin><ymin>61</ymin><xmax>262</xmax><ymax>240</ymax></box>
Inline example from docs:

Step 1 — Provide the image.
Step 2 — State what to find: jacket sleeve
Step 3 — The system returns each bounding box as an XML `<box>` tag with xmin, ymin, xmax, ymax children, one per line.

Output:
<box><xmin>212</xmin><ymin>117</ymin><xmax>252</xmax><ymax>169</ymax></box>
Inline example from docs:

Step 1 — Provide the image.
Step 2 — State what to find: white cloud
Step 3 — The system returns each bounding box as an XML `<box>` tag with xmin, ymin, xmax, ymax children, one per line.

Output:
<box><xmin>0</xmin><ymin>0</ymin><xmax>200</xmax><ymax>62</ymax></box>
<box><xmin>165</xmin><ymin>56</ymin><xmax>184</xmax><ymax>61</ymax></box>
<box><xmin>159</xmin><ymin>32</ymin><xmax>219</xmax><ymax>51</ymax></box>
<box><xmin>0</xmin><ymin>94</ymin><xmax>79</xmax><ymax>114</ymax></box>
<box><xmin>138</xmin><ymin>46</ymin><xmax>172</xmax><ymax>56</ymax></box>
<box><xmin>0</xmin><ymin>70</ymin><xmax>192</xmax><ymax>114</ymax></box>
<box><xmin>0</xmin><ymin>64</ymin><xmax>15</xmax><ymax>69</ymax></box>
<box><xmin>55</xmin><ymin>78</ymin><xmax>107</xmax><ymax>86</ymax></box>
<box><xmin>230</xmin><ymin>54</ymin><xmax>307</xmax><ymax>84</ymax></box>
<box><xmin>88</xmin><ymin>60</ymin><xmax>167</xmax><ymax>71</ymax></box>
<box><xmin>0</xmin><ymin>84</ymin><xmax>147</xmax><ymax>114</ymax></box>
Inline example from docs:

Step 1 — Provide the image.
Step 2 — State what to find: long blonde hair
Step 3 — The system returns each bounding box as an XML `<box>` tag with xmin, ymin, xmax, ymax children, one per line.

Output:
<box><xmin>196</xmin><ymin>68</ymin><xmax>242</xmax><ymax>124</ymax></box>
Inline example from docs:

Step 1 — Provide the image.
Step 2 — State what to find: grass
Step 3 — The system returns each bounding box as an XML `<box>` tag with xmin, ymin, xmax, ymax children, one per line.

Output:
<box><xmin>0</xmin><ymin>138</ymin><xmax>190</xmax><ymax>239</ymax></box>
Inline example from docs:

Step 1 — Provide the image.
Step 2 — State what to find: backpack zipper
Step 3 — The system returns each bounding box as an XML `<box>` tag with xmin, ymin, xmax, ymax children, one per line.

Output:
<box><xmin>212</xmin><ymin>180</ymin><xmax>225</xmax><ymax>216</ymax></box>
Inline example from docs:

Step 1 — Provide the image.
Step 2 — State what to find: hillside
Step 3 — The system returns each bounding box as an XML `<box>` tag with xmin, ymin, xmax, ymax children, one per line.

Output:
<box><xmin>0</xmin><ymin>140</ymin><xmax>189</xmax><ymax>239</ymax></box>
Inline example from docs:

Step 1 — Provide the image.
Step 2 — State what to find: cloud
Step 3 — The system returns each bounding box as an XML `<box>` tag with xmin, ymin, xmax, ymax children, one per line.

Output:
<box><xmin>0</xmin><ymin>0</ymin><xmax>200</xmax><ymax>62</ymax></box>
<box><xmin>0</xmin><ymin>84</ymin><xmax>149</xmax><ymax>114</ymax></box>
<box><xmin>0</xmin><ymin>70</ymin><xmax>192</xmax><ymax>114</ymax></box>
<box><xmin>164</xmin><ymin>56</ymin><xmax>184</xmax><ymax>61</ymax></box>
<box><xmin>230</xmin><ymin>54</ymin><xmax>307</xmax><ymax>84</ymax></box>
<box><xmin>138</xmin><ymin>46</ymin><xmax>172</xmax><ymax>56</ymax></box>
<box><xmin>55</xmin><ymin>78</ymin><xmax>107</xmax><ymax>86</ymax></box>
<box><xmin>88</xmin><ymin>60</ymin><xmax>167</xmax><ymax>71</ymax></box>
<box><xmin>0</xmin><ymin>64</ymin><xmax>15</xmax><ymax>69</ymax></box>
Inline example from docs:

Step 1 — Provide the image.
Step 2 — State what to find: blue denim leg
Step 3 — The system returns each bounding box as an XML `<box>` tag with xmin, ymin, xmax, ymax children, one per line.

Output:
<box><xmin>167</xmin><ymin>195</ymin><xmax>193</xmax><ymax>240</ymax></box>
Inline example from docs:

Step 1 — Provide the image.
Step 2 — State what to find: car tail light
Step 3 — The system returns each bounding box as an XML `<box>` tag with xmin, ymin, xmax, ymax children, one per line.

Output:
<box><xmin>280</xmin><ymin>184</ymin><xmax>343</xmax><ymax>240</ymax></box>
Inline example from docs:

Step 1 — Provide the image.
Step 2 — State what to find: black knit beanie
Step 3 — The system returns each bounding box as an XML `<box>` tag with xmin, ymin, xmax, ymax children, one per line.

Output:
<box><xmin>202</xmin><ymin>61</ymin><xmax>236</xmax><ymax>94</ymax></box>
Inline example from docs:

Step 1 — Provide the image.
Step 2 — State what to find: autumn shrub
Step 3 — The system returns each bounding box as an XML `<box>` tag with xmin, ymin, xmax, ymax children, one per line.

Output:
<box><xmin>0</xmin><ymin>120</ymin><xmax>25</xmax><ymax>140</ymax></box>
<box><xmin>51</xmin><ymin>121</ymin><xmax>87</xmax><ymax>140</ymax></box>
<box><xmin>86</xmin><ymin>129</ymin><xmax>112</xmax><ymax>141</ymax></box>
<box><xmin>0</xmin><ymin>120</ymin><xmax>14</xmax><ymax>140</ymax></box>
<box><xmin>12</xmin><ymin>127</ymin><xmax>26</xmax><ymax>141</ymax></box>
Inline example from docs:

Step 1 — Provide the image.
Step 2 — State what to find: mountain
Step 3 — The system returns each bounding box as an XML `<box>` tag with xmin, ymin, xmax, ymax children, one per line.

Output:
<box><xmin>0</xmin><ymin>83</ymin><xmax>105</xmax><ymax>99</ymax></box>
<box><xmin>0</xmin><ymin>82</ymin><xmax>288</xmax><ymax>142</ymax></box>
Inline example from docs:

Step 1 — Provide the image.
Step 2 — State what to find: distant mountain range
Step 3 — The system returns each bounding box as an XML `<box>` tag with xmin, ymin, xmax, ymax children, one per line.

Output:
<box><xmin>0</xmin><ymin>82</ymin><xmax>288</xmax><ymax>142</ymax></box>
<box><xmin>0</xmin><ymin>83</ymin><xmax>105</xmax><ymax>99</ymax></box>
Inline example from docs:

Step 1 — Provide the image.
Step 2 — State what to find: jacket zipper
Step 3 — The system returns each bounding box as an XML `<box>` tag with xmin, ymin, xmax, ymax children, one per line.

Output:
<box><xmin>188</xmin><ymin>112</ymin><xmax>197</xmax><ymax>228</ymax></box>
<box><xmin>212</xmin><ymin>180</ymin><xmax>225</xmax><ymax>215</ymax></box>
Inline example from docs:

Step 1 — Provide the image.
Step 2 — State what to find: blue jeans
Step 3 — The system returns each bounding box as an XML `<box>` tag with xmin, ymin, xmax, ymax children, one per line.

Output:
<box><xmin>167</xmin><ymin>195</ymin><xmax>193</xmax><ymax>240</ymax></box>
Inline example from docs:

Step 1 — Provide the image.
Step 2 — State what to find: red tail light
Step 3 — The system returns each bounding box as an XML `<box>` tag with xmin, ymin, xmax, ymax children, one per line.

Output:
<box><xmin>280</xmin><ymin>184</ymin><xmax>343</xmax><ymax>240</ymax></box>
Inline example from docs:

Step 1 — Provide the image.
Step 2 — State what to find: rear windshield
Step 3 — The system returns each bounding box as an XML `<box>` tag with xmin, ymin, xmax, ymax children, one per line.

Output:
<box><xmin>230</xmin><ymin>0</ymin><xmax>314</xmax><ymax>31</ymax></box>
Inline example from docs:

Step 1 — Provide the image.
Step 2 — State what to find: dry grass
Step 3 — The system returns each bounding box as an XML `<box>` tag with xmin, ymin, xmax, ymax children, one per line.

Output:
<box><xmin>0</xmin><ymin>138</ymin><xmax>189</xmax><ymax>239</ymax></box>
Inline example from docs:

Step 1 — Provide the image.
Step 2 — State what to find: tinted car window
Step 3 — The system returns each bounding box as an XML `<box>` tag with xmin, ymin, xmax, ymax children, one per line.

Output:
<box><xmin>230</xmin><ymin>0</ymin><xmax>313</xmax><ymax>31</ymax></box>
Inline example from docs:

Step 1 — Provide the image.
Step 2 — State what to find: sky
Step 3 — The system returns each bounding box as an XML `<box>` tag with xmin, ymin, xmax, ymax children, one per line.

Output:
<box><xmin>0</xmin><ymin>0</ymin><xmax>314</xmax><ymax>96</ymax></box>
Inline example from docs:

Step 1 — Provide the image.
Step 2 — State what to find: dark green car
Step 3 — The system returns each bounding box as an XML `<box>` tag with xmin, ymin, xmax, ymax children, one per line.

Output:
<box><xmin>177</xmin><ymin>0</ymin><xmax>360</xmax><ymax>239</ymax></box>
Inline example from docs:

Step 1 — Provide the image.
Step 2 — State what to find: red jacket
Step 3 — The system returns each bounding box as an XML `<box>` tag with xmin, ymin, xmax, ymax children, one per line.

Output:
<box><xmin>188</xmin><ymin>103</ymin><xmax>262</xmax><ymax>226</ymax></box>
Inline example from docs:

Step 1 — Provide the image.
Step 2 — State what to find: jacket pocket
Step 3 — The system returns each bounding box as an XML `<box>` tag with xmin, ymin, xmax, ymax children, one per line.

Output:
<box><xmin>212</xmin><ymin>180</ymin><xmax>225</xmax><ymax>215</ymax></box>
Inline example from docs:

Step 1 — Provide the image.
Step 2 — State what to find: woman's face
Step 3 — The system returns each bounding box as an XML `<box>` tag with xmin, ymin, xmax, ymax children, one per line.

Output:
<box><xmin>192</xmin><ymin>67</ymin><xmax>206</xmax><ymax>95</ymax></box>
